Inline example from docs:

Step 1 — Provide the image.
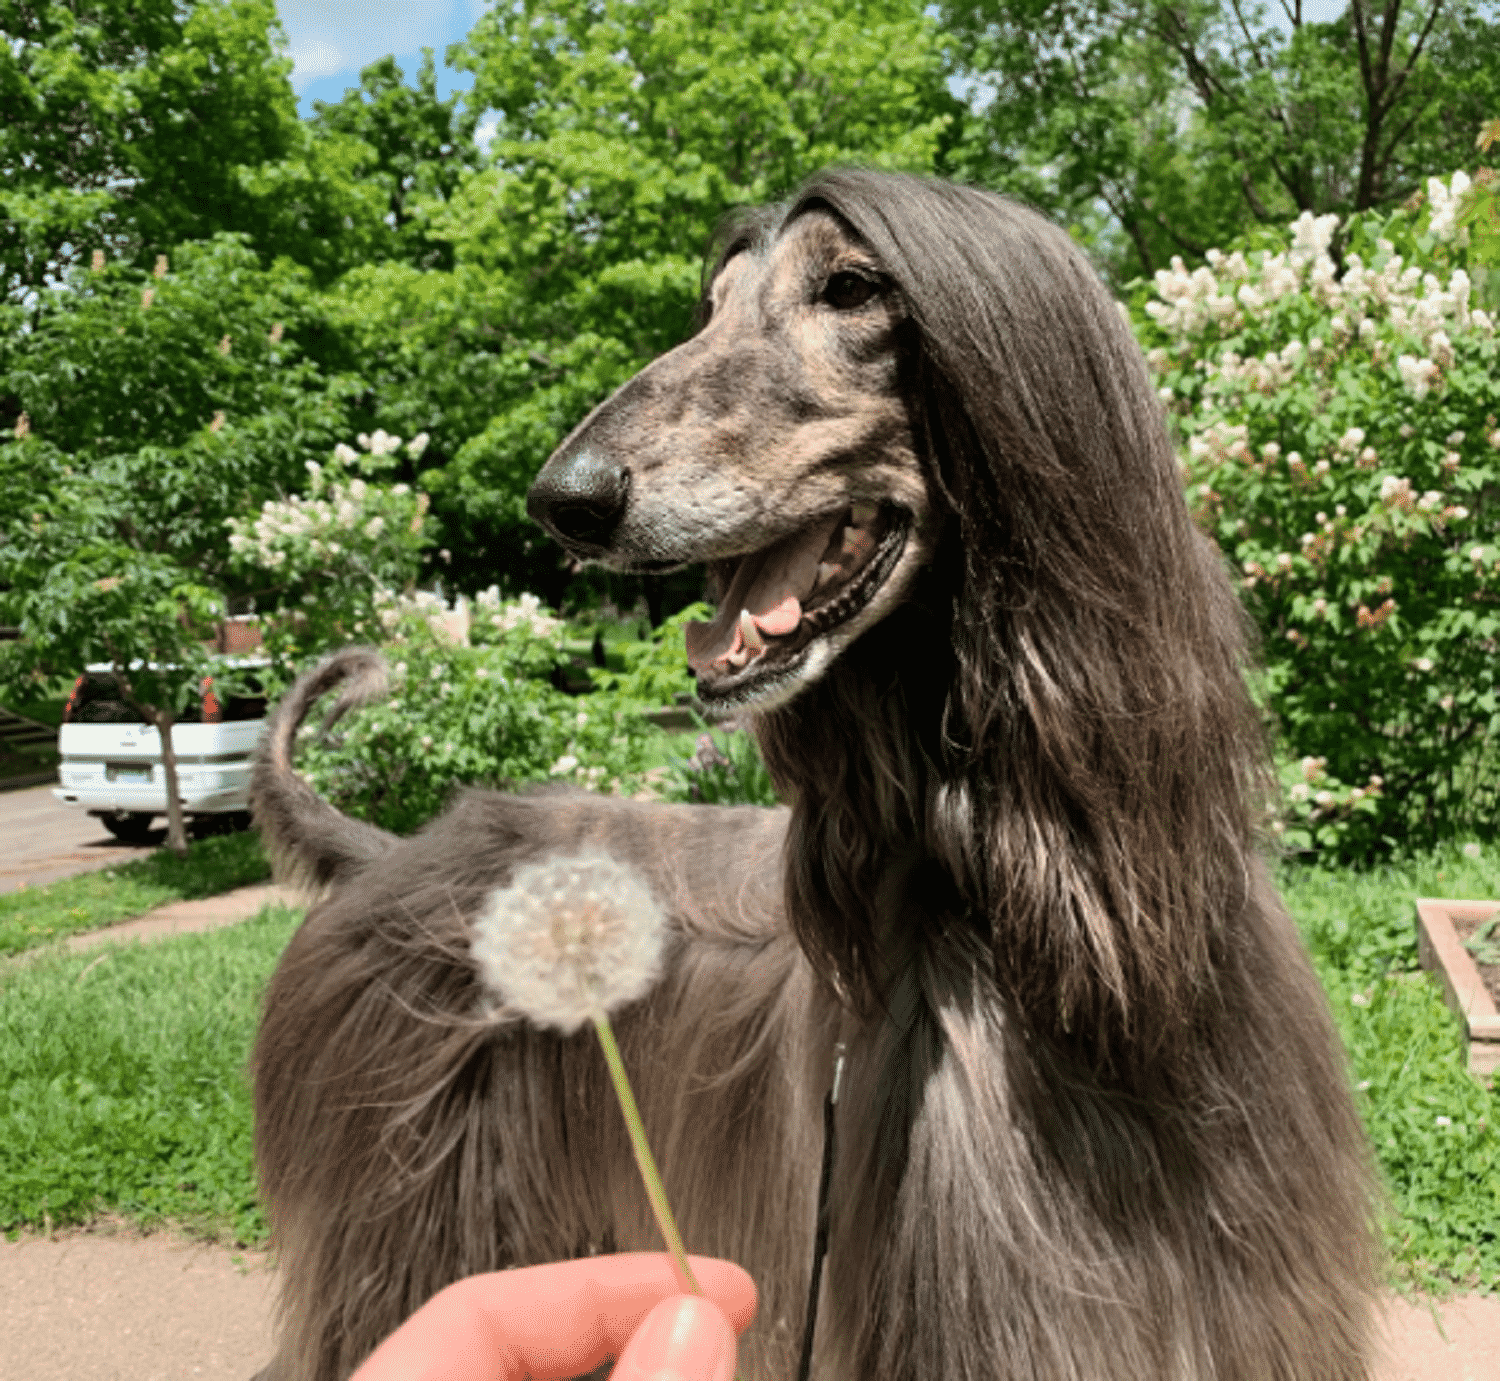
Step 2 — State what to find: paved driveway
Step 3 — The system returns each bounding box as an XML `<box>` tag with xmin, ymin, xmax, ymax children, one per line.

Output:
<box><xmin>0</xmin><ymin>784</ymin><xmax>163</xmax><ymax>894</ymax></box>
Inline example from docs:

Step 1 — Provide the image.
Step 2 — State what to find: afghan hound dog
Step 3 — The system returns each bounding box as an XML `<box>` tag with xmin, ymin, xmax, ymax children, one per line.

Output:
<box><xmin>250</xmin><ymin>170</ymin><xmax>1379</xmax><ymax>1380</ymax></box>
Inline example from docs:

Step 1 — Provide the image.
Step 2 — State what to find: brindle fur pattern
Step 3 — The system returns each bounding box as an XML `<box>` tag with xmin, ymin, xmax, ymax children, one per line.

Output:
<box><xmin>252</xmin><ymin>171</ymin><xmax>1378</xmax><ymax>1380</ymax></box>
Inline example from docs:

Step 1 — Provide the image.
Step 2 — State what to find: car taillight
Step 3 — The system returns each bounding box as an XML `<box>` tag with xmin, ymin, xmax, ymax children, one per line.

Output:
<box><xmin>201</xmin><ymin>676</ymin><xmax>223</xmax><ymax>724</ymax></box>
<box><xmin>63</xmin><ymin>674</ymin><xmax>86</xmax><ymax>724</ymax></box>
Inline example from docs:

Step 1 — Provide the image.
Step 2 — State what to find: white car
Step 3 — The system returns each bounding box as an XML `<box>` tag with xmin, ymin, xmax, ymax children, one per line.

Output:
<box><xmin>53</xmin><ymin>661</ymin><xmax>268</xmax><ymax>843</ymax></box>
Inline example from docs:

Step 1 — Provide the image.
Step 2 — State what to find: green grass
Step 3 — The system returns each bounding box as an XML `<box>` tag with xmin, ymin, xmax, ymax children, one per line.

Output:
<box><xmin>0</xmin><ymin>903</ymin><xmax>303</xmax><ymax>1245</ymax></box>
<box><xmin>0</xmin><ymin>829</ymin><xmax>271</xmax><ymax>957</ymax></box>
<box><xmin>637</xmin><ymin>726</ymin><xmax>691</xmax><ymax>772</ymax></box>
<box><xmin>1281</xmin><ymin>840</ymin><xmax>1500</xmax><ymax>1294</ymax></box>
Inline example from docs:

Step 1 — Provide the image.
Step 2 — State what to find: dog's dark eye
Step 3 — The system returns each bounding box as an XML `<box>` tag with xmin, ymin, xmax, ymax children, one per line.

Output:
<box><xmin>823</xmin><ymin>271</ymin><xmax>879</xmax><ymax>311</ymax></box>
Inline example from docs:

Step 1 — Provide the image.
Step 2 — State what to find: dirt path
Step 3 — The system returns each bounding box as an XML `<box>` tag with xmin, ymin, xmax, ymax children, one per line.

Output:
<box><xmin>0</xmin><ymin>1227</ymin><xmax>275</xmax><ymax>1380</ymax></box>
<box><xmin>61</xmin><ymin>883</ymin><xmax>299</xmax><ymax>954</ymax></box>
<box><xmin>0</xmin><ymin>1223</ymin><xmax>1497</xmax><ymax>1379</ymax></box>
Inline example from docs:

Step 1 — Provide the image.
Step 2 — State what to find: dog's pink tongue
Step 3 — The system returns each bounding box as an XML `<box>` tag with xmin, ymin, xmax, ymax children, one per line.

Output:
<box><xmin>684</xmin><ymin>516</ymin><xmax>839</xmax><ymax>671</ymax></box>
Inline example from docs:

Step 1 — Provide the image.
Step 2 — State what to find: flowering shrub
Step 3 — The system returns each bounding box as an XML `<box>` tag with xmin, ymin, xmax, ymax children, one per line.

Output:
<box><xmin>467</xmin><ymin>588</ymin><xmax>570</xmax><ymax>681</ymax></box>
<box><xmin>1136</xmin><ymin>167</ymin><xmax>1500</xmax><ymax>859</ymax></box>
<box><xmin>293</xmin><ymin>606</ymin><xmax>653</xmax><ymax>835</ymax></box>
<box><xmin>226</xmin><ymin>430</ymin><xmax>432</xmax><ymax>661</ymax></box>
<box><xmin>587</xmin><ymin>603</ymin><xmax>710</xmax><ymax>707</ymax></box>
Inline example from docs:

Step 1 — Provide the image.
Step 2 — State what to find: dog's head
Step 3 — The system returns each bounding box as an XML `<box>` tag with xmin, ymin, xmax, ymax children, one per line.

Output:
<box><xmin>528</xmin><ymin>169</ymin><xmax>1195</xmax><ymax>724</ymax></box>
<box><xmin>528</xmin><ymin>186</ymin><xmax>941</xmax><ymax>715</ymax></box>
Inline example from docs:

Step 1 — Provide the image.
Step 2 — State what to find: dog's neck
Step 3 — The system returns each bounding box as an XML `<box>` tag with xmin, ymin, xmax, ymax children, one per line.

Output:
<box><xmin>754</xmin><ymin>599</ymin><xmax>964</xmax><ymax>1014</ymax></box>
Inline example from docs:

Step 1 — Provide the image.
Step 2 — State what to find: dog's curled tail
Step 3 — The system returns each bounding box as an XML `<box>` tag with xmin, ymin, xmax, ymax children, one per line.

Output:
<box><xmin>251</xmin><ymin>646</ymin><xmax>397</xmax><ymax>893</ymax></box>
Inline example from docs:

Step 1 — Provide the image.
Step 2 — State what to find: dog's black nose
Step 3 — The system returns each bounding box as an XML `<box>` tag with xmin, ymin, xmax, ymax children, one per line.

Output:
<box><xmin>527</xmin><ymin>450</ymin><xmax>631</xmax><ymax>551</ymax></box>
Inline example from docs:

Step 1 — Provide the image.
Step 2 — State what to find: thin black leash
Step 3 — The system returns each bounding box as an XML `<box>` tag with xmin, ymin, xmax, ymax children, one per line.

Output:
<box><xmin>795</xmin><ymin>1040</ymin><xmax>846</xmax><ymax>1381</ymax></box>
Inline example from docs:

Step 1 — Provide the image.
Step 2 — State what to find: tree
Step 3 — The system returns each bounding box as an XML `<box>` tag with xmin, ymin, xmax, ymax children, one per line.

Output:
<box><xmin>1131</xmin><ymin>173</ymin><xmax>1500</xmax><ymax>856</ymax></box>
<box><xmin>309</xmin><ymin>50</ymin><xmax>480</xmax><ymax>273</ymax></box>
<box><xmin>0</xmin><ymin>0</ymin><xmax>417</xmax><ymax>305</ymax></box>
<box><xmin>943</xmin><ymin>0</ymin><xmax>1500</xmax><ymax>282</ymax></box>
<box><xmin>0</xmin><ymin>235</ymin><xmax>356</xmax><ymax>850</ymax></box>
<box><xmin>328</xmin><ymin>0</ymin><xmax>960</xmax><ymax>604</ymax></box>
<box><xmin>0</xmin><ymin>456</ymin><xmax>226</xmax><ymax>856</ymax></box>
<box><xmin>0</xmin><ymin>235</ymin><xmax>353</xmax><ymax>567</ymax></box>
<box><xmin>1</xmin><ymin>1</ymin><xmax>288</xmax><ymax>300</ymax></box>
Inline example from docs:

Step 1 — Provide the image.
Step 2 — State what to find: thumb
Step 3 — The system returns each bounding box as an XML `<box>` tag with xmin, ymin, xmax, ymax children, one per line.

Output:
<box><xmin>611</xmin><ymin>1294</ymin><xmax>738</xmax><ymax>1381</ymax></box>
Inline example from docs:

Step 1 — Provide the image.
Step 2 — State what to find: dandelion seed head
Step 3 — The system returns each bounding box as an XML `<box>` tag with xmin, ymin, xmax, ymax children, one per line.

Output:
<box><xmin>472</xmin><ymin>852</ymin><xmax>667</xmax><ymax>1033</ymax></box>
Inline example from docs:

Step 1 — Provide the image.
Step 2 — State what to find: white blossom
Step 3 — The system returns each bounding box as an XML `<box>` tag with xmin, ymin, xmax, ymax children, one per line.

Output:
<box><xmin>1427</xmin><ymin>171</ymin><xmax>1471</xmax><ymax>245</ymax></box>
<box><xmin>1289</xmin><ymin>210</ymin><xmax>1339</xmax><ymax>263</ymax></box>
<box><xmin>1397</xmin><ymin>355</ymin><xmax>1439</xmax><ymax>398</ymax></box>
<box><xmin>1380</xmin><ymin>475</ymin><xmax>1414</xmax><ymax>508</ymax></box>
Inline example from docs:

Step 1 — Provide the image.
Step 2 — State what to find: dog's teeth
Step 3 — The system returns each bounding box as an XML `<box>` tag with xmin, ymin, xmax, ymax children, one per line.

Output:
<box><xmin>815</xmin><ymin>561</ymin><xmax>841</xmax><ymax>588</ymax></box>
<box><xmin>739</xmin><ymin>609</ymin><xmax>765</xmax><ymax>651</ymax></box>
<box><xmin>850</xmin><ymin>501</ymin><xmax>878</xmax><ymax>526</ymax></box>
<box><xmin>843</xmin><ymin>526</ymin><xmax>862</xmax><ymax>550</ymax></box>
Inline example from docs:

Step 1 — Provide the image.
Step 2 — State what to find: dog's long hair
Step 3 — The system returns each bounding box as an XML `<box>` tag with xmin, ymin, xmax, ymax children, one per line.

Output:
<box><xmin>252</xmin><ymin>171</ymin><xmax>1378</xmax><ymax>1380</ymax></box>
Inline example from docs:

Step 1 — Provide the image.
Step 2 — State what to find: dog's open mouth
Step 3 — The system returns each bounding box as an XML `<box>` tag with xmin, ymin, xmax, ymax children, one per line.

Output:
<box><xmin>684</xmin><ymin>502</ymin><xmax>909</xmax><ymax>697</ymax></box>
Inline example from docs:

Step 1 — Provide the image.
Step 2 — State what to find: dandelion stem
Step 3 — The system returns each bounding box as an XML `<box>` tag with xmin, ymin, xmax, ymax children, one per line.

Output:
<box><xmin>591</xmin><ymin>1010</ymin><xmax>700</xmax><ymax>1296</ymax></box>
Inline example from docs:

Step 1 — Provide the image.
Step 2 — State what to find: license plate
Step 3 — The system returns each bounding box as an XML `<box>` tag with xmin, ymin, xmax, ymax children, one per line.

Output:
<box><xmin>105</xmin><ymin>764</ymin><xmax>152</xmax><ymax>784</ymax></box>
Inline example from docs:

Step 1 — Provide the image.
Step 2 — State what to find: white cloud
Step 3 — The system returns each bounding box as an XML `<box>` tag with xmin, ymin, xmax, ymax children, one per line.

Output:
<box><xmin>288</xmin><ymin>36</ymin><xmax>351</xmax><ymax>83</ymax></box>
<box><xmin>277</xmin><ymin>0</ymin><xmax>486</xmax><ymax>92</ymax></box>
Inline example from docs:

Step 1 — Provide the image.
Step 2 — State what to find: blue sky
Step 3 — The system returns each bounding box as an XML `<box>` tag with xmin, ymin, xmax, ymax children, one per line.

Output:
<box><xmin>277</xmin><ymin>1</ymin><xmax>487</xmax><ymax>115</ymax></box>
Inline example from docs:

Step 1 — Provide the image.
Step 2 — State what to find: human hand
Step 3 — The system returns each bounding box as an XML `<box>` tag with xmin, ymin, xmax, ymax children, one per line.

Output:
<box><xmin>351</xmin><ymin>1252</ymin><xmax>757</xmax><ymax>1381</ymax></box>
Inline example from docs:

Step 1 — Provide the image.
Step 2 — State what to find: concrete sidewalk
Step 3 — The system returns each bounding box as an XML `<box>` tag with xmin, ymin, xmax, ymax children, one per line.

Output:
<box><xmin>62</xmin><ymin>882</ymin><xmax>301</xmax><ymax>955</ymax></box>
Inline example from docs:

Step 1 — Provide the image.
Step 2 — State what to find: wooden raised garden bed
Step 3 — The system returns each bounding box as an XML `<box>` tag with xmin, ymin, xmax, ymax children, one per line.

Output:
<box><xmin>1414</xmin><ymin>898</ymin><xmax>1500</xmax><ymax>1079</ymax></box>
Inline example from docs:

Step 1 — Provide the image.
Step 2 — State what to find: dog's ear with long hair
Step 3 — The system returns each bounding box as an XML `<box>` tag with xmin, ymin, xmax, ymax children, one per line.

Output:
<box><xmin>793</xmin><ymin>172</ymin><xmax>1271</xmax><ymax>1068</ymax></box>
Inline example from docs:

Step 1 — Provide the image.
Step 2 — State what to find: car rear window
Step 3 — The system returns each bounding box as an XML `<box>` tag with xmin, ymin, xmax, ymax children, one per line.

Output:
<box><xmin>63</xmin><ymin>671</ymin><xmax>268</xmax><ymax>724</ymax></box>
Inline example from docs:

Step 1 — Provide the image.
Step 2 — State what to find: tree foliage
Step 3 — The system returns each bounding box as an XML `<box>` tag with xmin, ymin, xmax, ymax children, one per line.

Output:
<box><xmin>945</xmin><ymin>0</ymin><xmax>1500</xmax><ymax>281</ymax></box>
<box><xmin>1</xmin><ymin>1</ymin><xmax>297</xmax><ymax>299</ymax></box>
<box><xmin>308</xmin><ymin>50</ymin><xmax>479</xmax><ymax>273</ymax></box>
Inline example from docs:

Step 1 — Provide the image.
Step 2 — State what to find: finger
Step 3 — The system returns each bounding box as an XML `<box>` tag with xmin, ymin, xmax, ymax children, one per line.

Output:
<box><xmin>351</xmin><ymin>1253</ymin><xmax>757</xmax><ymax>1381</ymax></box>
<box><xmin>610</xmin><ymin>1294</ymin><xmax>738</xmax><ymax>1381</ymax></box>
